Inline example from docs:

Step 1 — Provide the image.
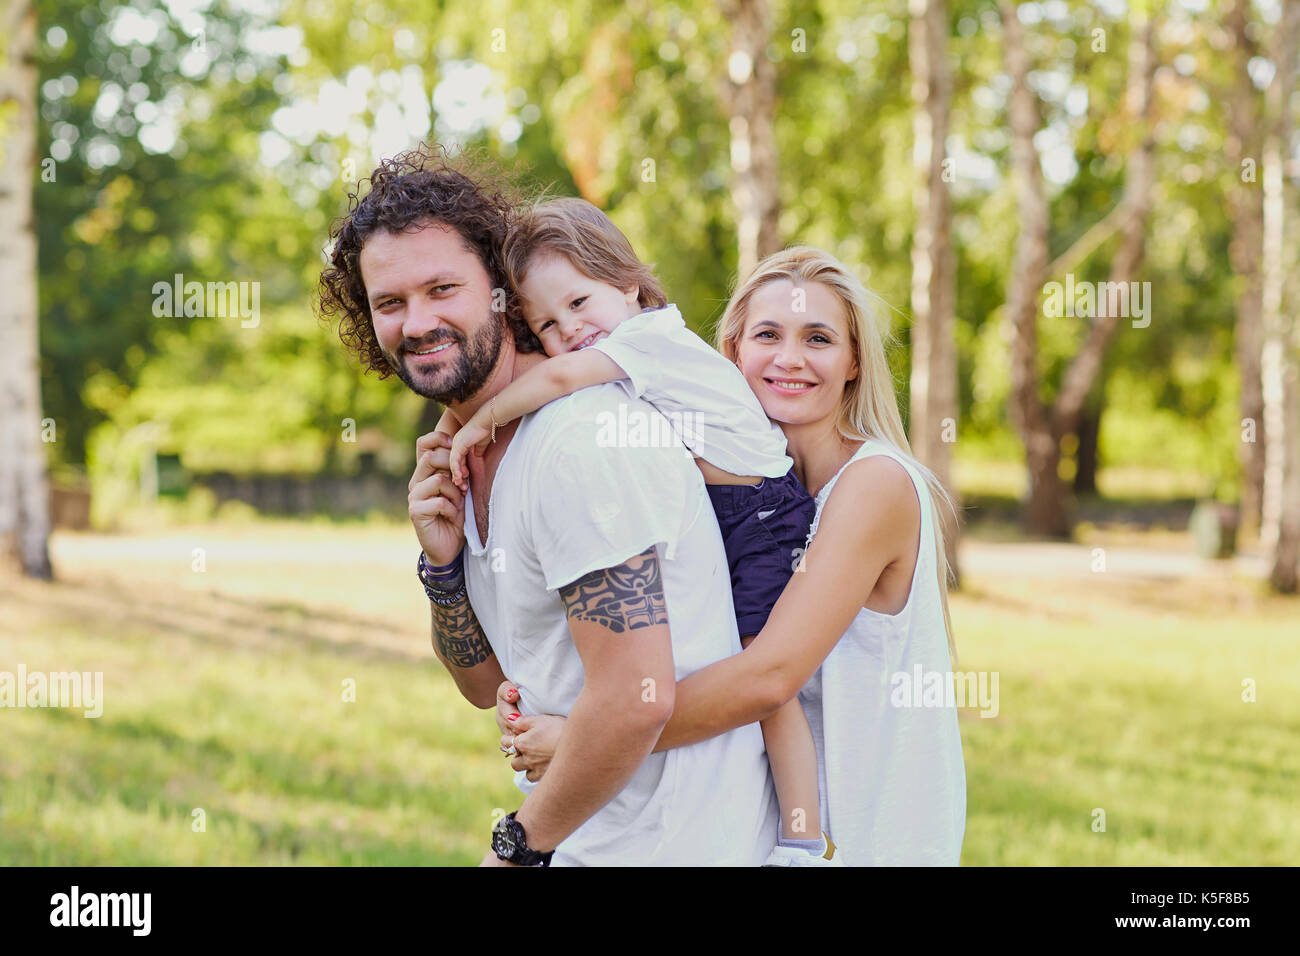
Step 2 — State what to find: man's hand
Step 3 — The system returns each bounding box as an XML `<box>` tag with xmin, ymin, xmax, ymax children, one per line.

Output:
<box><xmin>410</xmin><ymin>431</ymin><xmax>466</xmax><ymax>566</ymax></box>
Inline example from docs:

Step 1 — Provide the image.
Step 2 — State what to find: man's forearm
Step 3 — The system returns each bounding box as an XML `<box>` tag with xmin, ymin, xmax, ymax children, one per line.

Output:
<box><xmin>428</xmin><ymin>588</ymin><xmax>506</xmax><ymax>709</ymax></box>
<box><xmin>514</xmin><ymin>683</ymin><xmax>671</xmax><ymax>852</ymax></box>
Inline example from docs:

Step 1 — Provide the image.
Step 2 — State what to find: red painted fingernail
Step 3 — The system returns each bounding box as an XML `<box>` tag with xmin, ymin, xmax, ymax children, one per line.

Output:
<box><xmin>507</xmin><ymin>713</ymin><xmax>518</xmax><ymax>721</ymax></box>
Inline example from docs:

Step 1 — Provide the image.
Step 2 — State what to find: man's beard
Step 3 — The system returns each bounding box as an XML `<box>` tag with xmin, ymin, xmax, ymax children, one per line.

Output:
<box><xmin>386</xmin><ymin>314</ymin><xmax>504</xmax><ymax>405</ymax></box>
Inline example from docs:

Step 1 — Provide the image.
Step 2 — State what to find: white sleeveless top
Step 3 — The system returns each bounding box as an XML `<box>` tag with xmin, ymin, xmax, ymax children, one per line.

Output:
<box><xmin>798</xmin><ymin>439</ymin><xmax>966</xmax><ymax>865</ymax></box>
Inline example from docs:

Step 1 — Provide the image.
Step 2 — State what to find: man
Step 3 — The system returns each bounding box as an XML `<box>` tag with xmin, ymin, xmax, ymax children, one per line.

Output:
<box><xmin>319</xmin><ymin>146</ymin><xmax>777</xmax><ymax>866</ymax></box>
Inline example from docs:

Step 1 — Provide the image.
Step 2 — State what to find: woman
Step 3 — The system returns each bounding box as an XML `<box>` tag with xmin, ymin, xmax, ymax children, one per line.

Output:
<box><xmin>496</xmin><ymin>247</ymin><xmax>967</xmax><ymax>865</ymax></box>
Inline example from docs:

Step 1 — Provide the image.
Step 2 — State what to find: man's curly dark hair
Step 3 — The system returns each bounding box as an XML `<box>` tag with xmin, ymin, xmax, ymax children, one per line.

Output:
<box><xmin>318</xmin><ymin>143</ymin><xmax>542</xmax><ymax>378</ymax></box>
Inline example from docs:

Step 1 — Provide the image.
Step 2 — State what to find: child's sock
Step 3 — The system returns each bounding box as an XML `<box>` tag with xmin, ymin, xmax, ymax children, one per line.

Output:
<box><xmin>778</xmin><ymin>834</ymin><xmax>827</xmax><ymax>856</ymax></box>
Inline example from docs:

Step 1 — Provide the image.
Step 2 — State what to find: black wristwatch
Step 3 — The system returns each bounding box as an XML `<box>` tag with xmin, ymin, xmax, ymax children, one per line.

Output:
<box><xmin>491</xmin><ymin>812</ymin><xmax>554</xmax><ymax>867</ymax></box>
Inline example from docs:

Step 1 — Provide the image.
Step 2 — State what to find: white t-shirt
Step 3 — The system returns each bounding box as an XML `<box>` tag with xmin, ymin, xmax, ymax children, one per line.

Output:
<box><xmin>463</xmin><ymin>382</ymin><xmax>779</xmax><ymax>866</ymax></box>
<box><xmin>798</xmin><ymin>439</ymin><xmax>967</xmax><ymax>865</ymax></box>
<box><xmin>591</xmin><ymin>304</ymin><xmax>792</xmax><ymax>479</ymax></box>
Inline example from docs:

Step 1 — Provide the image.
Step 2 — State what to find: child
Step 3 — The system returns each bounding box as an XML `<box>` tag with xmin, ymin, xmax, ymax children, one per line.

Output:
<box><xmin>445</xmin><ymin>197</ymin><xmax>839</xmax><ymax>866</ymax></box>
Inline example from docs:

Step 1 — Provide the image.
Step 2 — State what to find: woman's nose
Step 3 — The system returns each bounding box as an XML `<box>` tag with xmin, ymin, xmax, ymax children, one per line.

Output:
<box><xmin>776</xmin><ymin>347</ymin><xmax>805</xmax><ymax>369</ymax></box>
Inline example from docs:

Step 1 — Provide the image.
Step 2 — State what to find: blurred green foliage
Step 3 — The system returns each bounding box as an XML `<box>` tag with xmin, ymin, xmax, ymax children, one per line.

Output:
<box><xmin>31</xmin><ymin>0</ymin><xmax>1257</xmax><ymax>510</ymax></box>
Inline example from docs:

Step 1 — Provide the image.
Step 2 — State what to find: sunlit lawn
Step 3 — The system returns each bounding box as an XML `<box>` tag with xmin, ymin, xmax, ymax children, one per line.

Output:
<box><xmin>1</xmin><ymin>518</ymin><xmax>1296</xmax><ymax>865</ymax></box>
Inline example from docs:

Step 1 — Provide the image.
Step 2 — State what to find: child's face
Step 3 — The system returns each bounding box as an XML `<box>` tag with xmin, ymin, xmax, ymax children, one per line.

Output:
<box><xmin>517</xmin><ymin>253</ymin><xmax>641</xmax><ymax>357</ymax></box>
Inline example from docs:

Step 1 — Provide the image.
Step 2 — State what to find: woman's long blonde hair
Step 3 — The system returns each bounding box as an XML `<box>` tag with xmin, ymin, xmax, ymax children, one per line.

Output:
<box><xmin>716</xmin><ymin>246</ymin><xmax>958</xmax><ymax>663</ymax></box>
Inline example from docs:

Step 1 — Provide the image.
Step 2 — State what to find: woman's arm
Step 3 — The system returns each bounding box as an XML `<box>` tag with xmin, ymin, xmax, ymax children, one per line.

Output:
<box><xmin>496</xmin><ymin>456</ymin><xmax>922</xmax><ymax>770</ymax></box>
<box><xmin>449</xmin><ymin>349</ymin><xmax>627</xmax><ymax>488</ymax></box>
<box><xmin>649</xmin><ymin>455</ymin><xmax>919</xmax><ymax>751</ymax></box>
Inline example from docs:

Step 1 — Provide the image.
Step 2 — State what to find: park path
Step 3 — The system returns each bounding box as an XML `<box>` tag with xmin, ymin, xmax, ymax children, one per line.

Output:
<box><xmin>960</xmin><ymin>539</ymin><xmax>1268</xmax><ymax>581</ymax></box>
<box><xmin>45</xmin><ymin>524</ymin><xmax>1269</xmax><ymax>582</ymax></box>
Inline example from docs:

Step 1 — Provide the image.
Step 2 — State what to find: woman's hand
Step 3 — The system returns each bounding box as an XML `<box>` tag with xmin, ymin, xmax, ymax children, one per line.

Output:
<box><xmin>449</xmin><ymin>415</ymin><xmax>492</xmax><ymax>492</ymax></box>
<box><xmin>409</xmin><ymin>431</ymin><xmax>465</xmax><ymax>567</ymax></box>
<box><xmin>495</xmin><ymin>680</ymin><xmax>566</xmax><ymax>782</ymax></box>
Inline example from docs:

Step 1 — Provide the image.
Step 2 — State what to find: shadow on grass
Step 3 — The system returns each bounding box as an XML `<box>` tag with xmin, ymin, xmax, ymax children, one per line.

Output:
<box><xmin>4</xmin><ymin>575</ymin><xmax>425</xmax><ymax>666</ymax></box>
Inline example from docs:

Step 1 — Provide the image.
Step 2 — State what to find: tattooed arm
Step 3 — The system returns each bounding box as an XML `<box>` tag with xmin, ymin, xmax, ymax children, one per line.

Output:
<box><xmin>428</xmin><ymin>580</ymin><xmax>507</xmax><ymax>709</ymax></box>
<box><xmin>410</xmin><ymin>429</ymin><xmax>506</xmax><ymax>708</ymax></box>
<box><xmin>511</xmin><ymin>545</ymin><xmax>676</xmax><ymax>853</ymax></box>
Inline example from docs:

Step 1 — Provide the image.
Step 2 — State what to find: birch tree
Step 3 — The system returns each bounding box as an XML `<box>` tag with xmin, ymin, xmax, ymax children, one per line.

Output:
<box><xmin>720</xmin><ymin>0</ymin><xmax>782</xmax><ymax>279</ymax></box>
<box><xmin>1260</xmin><ymin>0</ymin><xmax>1300</xmax><ymax>593</ymax></box>
<box><xmin>909</xmin><ymin>0</ymin><xmax>959</xmax><ymax>581</ymax></box>
<box><xmin>999</xmin><ymin>1</ymin><xmax>1157</xmax><ymax>537</ymax></box>
<box><xmin>1224</xmin><ymin>0</ymin><xmax>1267</xmax><ymax>533</ymax></box>
<box><xmin>0</xmin><ymin>0</ymin><xmax>52</xmax><ymax>578</ymax></box>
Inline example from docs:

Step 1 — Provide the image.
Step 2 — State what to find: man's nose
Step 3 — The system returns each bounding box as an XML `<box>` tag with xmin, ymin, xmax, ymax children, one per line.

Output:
<box><xmin>402</xmin><ymin>299</ymin><xmax>447</xmax><ymax>343</ymax></box>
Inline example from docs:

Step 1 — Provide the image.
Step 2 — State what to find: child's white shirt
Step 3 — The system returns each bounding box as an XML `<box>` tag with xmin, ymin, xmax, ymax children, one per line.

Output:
<box><xmin>590</xmin><ymin>304</ymin><xmax>792</xmax><ymax>479</ymax></box>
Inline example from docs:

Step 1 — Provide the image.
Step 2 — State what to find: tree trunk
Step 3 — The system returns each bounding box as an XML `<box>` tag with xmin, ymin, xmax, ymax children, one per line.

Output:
<box><xmin>1073</xmin><ymin>405</ymin><xmax>1100</xmax><ymax>495</ymax></box>
<box><xmin>1000</xmin><ymin>2</ymin><xmax>1068</xmax><ymax>537</ymax></box>
<box><xmin>1001</xmin><ymin>3</ymin><xmax>1156</xmax><ymax>538</ymax></box>
<box><xmin>908</xmin><ymin>0</ymin><xmax>960</xmax><ymax>583</ymax></box>
<box><xmin>1225</xmin><ymin>0</ymin><xmax>1267</xmax><ymax>533</ymax></box>
<box><xmin>0</xmin><ymin>0</ymin><xmax>52</xmax><ymax>579</ymax></box>
<box><xmin>721</xmin><ymin>0</ymin><xmax>781</xmax><ymax>279</ymax></box>
<box><xmin>1054</xmin><ymin>11</ymin><xmax>1156</xmax><ymax>439</ymax></box>
<box><xmin>1260</xmin><ymin>0</ymin><xmax>1300</xmax><ymax>593</ymax></box>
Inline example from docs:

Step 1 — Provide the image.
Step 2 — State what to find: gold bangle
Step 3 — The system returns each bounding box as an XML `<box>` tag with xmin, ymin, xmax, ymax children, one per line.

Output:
<box><xmin>489</xmin><ymin>396</ymin><xmax>500</xmax><ymax>443</ymax></box>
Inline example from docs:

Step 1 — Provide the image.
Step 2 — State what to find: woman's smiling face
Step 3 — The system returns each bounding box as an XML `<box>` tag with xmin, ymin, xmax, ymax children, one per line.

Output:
<box><xmin>734</xmin><ymin>279</ymin><xmax>859</xmax><ymax>427</ymax></box>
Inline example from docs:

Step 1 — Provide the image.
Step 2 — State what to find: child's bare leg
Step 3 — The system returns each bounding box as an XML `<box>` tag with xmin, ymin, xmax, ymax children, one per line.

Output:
<box><xmin>742</xmin><ymin>634</ymin><xmax>821</xmax><ymax>841</ymax></box>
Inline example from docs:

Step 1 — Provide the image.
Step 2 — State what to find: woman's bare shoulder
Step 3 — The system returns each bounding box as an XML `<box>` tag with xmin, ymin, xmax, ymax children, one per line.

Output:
<box><xmin>828</xmin><ymin>452</ymin><xmax>916</xmax><ymax>506</ymax></box>
<box><xmin>820</xmin><ymin>453</ymin><xmax>920</xmax><ymax>546</ymax></box>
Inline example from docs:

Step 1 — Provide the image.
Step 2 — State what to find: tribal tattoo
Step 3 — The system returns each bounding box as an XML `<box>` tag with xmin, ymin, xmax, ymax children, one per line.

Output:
<box><xmin>431</xmin><ymin>587</ymin><xmax>495</xmax><ymax>668</ymax></box>
<box><xmin>558</xmin><ymin>546</ymin><xmax>669</xmax><ymax>633</ymax></box>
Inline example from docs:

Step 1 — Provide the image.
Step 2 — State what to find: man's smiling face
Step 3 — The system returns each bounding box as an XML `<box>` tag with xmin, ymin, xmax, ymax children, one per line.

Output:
<box><xmin>360</xmin><ymin>219</ymin><xmax>504</xmax><ymax>404</ymax></box>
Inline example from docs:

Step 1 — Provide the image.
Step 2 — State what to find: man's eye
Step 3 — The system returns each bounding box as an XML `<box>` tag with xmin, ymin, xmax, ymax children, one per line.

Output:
<box><xmin>570</xmin><ymin>297</ymin><xmax>587</xmax><ymax>310</ymax></box>
<box><xmin>378</xmin><ymin>298</ymin><xmax>400</xmax><ymax>310</ymax></box>
<box><xmin>432</xmin><ymin>284</ymin><xmax>455</xmax><ymax>294</ymax></box>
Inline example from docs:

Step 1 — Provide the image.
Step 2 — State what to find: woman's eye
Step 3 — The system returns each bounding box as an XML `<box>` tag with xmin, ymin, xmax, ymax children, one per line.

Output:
<box><xmin>810</xmin><ymin>334</ymin><xmax>830</xmax><ymax>344</ymax></box>
<box><xmin>756</xmin><ymin>329</ymin><xmax>776</xmax><ymax>339</ymax></box>
<box><xmin>570</xmin><ymin>297</ymin><xmax>587</xmax><ymax>310</ymax></box>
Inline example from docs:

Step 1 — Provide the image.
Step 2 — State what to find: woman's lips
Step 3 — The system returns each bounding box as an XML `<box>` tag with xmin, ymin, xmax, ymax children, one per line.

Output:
<box><xmin>764</xmin><ymin>377</ymin><xmax>816</xmax><ymax>395</ymax></box>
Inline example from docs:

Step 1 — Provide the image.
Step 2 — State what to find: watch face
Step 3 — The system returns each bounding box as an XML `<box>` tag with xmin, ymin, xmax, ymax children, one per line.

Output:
<box><xmin>493</xmin><ymin>816</ymin><xmax>520</xmax><ymax>859</ymax></box>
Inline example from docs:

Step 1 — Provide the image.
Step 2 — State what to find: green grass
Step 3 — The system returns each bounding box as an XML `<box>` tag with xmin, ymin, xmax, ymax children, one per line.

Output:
<box><xmin>1</xmin><ymin>522</ymin><xmax>1296</xmax><ymax>865</ymax></box>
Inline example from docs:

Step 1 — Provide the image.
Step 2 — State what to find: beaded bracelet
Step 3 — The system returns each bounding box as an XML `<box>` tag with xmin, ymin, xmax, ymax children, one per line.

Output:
<box><xmin>418</xmin><ymin>550</ymin><xmax>467</xmax><ymax>606</ymax></box>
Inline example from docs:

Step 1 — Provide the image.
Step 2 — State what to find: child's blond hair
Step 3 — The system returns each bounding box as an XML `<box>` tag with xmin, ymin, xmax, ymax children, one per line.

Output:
<box><xmin>503</xmin><ymin>197</ymin><xmax>667</xmax><ymax>310</ymax></box>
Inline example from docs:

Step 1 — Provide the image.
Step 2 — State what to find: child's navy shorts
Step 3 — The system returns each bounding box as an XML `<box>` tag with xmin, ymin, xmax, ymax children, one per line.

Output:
<box><xmin>705</xmin><ymin>469</ymin><xmax>817</xmax><ymax>638</ymax></box>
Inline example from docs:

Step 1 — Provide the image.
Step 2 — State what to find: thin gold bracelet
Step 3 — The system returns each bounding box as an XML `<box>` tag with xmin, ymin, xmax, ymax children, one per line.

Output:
<box><xmin>489</xmin><ymin>396</ymin><xmax>500</xmax><ymax>443</ymax></box>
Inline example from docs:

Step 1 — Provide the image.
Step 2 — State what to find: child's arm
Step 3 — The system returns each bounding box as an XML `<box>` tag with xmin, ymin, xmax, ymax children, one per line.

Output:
<box><xmin>449</xmin><ymin>349</ymin><xmax>626</xmax><ymax>490</ymax></box>
<box><xmin>430</xmin><ymin>406</ymin><xmax>459</xmax><ymax>439</ymax></box>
